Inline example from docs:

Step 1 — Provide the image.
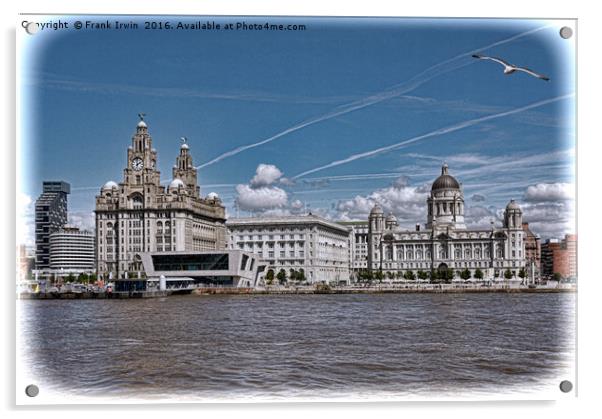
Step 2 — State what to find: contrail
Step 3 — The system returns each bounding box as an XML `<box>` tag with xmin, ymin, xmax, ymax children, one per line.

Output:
<box><xmin>292</xmin><ymin>93</ymin><xmax>574</xmax><ymax>179</ymax></box>
<box><xmin>196</xmin><ymin>24</ymin><xmax>551</xmax><ymax>169</ymax></box>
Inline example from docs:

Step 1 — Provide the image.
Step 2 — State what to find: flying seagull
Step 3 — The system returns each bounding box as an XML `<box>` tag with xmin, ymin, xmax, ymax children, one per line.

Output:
<box><xmin>472</xmin><ymin>54</ymin><xmax>550</xmax><ymax>81</ymax></box>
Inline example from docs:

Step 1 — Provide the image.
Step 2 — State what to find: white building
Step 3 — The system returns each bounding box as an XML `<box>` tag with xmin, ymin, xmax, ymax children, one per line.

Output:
<box><xmin>337</xmin><ymin>221</ymin><xmax>369</xmax><ymax>276</ymax></box>
<box><xmin>367</xmin><ymin>164</ymin><xmax>527</xmax><ymax>280</ymax></box>
<box><xmin>95</xmin><ymin>116</ymin><xmax>227</xmax><ymax>279</ymax></box>
<box><xmin>226</xmin><ymin>214</ymin><xmax>350</xmax><ymax>284</ymax></box>
<box><xmin>49</xmin><ymin>226</ymin><xmax>95</xmax><ymax>273</ymax></box>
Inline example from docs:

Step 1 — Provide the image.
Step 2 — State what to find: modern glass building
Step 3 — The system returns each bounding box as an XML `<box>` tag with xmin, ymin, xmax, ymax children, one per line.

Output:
<box><xmin>35</xmin><ymin>181</ymin><xmax>70</xmax><ymax>269</ymax></box>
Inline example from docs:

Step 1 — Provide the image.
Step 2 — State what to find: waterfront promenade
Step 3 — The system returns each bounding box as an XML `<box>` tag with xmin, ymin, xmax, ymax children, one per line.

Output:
<box><xmin>17</xmin><ymin>282</ymin><xmax>575</xmax><ymax>299</ymax></box>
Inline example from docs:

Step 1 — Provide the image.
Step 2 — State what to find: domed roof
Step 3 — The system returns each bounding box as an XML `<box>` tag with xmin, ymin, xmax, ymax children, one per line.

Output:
<box><xmin>169</xmin><ymin>178</ymin><xmax>185</xmax><ymax>189</ymax></box>
<box><xmin>370</xmin><ymin>204</ymin><xmax>384</xmax><ymax>216</ymax></box>
<box><xmin>181</xmin><ymin>143</ymin><xmax>189</xmax><ymax>150</ymax></box>
<box><xmin>137</xmin><ymin>120</ymin><xmax>147</xmax><ymax>128</ymax></box>
<box><xmin>386</xmin><ymin>213</ymin><xmax>397</xmax><ymax>222</ymax></box>
<box><xmin>102</xmin><ymin>181</ymin><xmax>118</xmax><ymax>190</ymax></box>
<box><xmin>207</xmin><ymin>192</ymin><xmax>219</xmax><ymax>200</ymax></box>
<box><xmin>431</xmin><ymin>163</ymin><xmax>460</xmax><ymax>191</ymax></box>
<box><xmin>506</xmin><ymin>199</ymin><xmax>521</xmax><ymax>210</ymax></box>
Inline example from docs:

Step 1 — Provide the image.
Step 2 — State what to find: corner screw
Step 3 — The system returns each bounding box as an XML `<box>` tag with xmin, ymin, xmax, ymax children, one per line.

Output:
<box><xmin>25</xmin><ymin>384</ymin><xmax>39</xmax><ymax>397</ymax></box>
<box><xmin>559</xmin><ymin>27</ymin><xmax>573</xmax><ymax>39</ymax></box>
<box><xmin>559</xmin><ymin>380</ymin><xmax>573</xmax><ymax>393</ymax></box>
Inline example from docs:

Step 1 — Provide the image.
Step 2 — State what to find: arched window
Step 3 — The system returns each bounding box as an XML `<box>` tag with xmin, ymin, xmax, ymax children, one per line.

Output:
<box><xmin>465</xmin><ymin>249</ymin><xmax>472</xmax><ymax>259</ymax></box>
<box><xmin>416</xmin><ymin>250</ymin><xmax>423</xmax><ymax>260</ymax></box>
<box><xmin>131</xmin><ymin>194</ymin><xmax>143</xmax><ymax>209</ymax></box>
<box><xmin>455</xmin><ymin>248</ymin><xmax>461</xmax><ymax>258</ymax></box>
<box><xmin>496</xmin><ymin>247</ymin><xmax>503</xmax><ymax>258</ymax></box>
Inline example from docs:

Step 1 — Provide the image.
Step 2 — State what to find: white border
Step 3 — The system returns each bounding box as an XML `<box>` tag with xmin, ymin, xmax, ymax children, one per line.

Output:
<box><xmin>3</xmin><ymin>0</ymin><xmax>600</xmax><ymax>417</ymax></box>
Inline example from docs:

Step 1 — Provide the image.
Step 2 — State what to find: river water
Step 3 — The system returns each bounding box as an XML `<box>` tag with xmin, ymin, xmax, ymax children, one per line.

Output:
<box><xmin>17</xmin><ymin>293</ymin><xmax>575</xmax><ymax>400</ymax></box>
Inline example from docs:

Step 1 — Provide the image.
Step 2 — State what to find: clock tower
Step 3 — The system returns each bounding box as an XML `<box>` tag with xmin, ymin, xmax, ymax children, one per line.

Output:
<box><xmin>95</xmin><ymin>116</ymin><xmax>227</xmax><ymax>279</ymax></box>
<box><xmin>123</xmin><ymin>114</ymin><xmax>161</xmax><ymax>195</ymax></box>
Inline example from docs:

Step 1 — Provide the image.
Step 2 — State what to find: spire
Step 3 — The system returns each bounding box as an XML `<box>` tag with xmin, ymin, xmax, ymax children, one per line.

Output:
<box><xmin>137</xmin><ymin>113</ymin><xmax>147</xmax><ymax>129</ymax></box>
<box><xmin>441</xmin><ymin>162</ymin><xmax>449</xmax><ymax>175</ymax></box>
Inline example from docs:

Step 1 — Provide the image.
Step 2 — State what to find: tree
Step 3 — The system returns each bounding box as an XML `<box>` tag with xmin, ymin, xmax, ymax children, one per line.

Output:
<box><xmin>298</xmin><ymin>268</ymin><xmax>306</xmax><ymax>283</ymax></box>
<box><xmin>504</xmin><ymin>269</ymin><xmax>513</xmax><ymax>280</ymax></box>
<box><xmin>460</xmin><ymin>269</ymin><xmax>471</xmax><ymax>280</ymax></box>
<box><xmin>417</xmin><ymin>270</ymin><xmax>428</xmax><ymax>280</ymax></box>
<box><xmin>265</xmin><ymin>269</ymin><xmax>275</xmax><ymax>285</ymax></box>
<box><xmin>66</xmin><ymin>273</ymin><xmax>76</xmax><ymax>283</ymax></box>
<box><xmin>442</xmin><ymin>269</ymin><xmax>454</xmax><ymax>283</ymax></box>
<box><xmin>404</xmin><ymin>270</ymin><xmax>416</xmax><ymax>280</ymax></box>
<box><xmin>494</xmin><ymin>270</ymin><xmax>500</xmax><ymax>278</ymax></box>
<box><xmin>474</xmin><ymin>268</ymin><xmax>484</xmax><ymax>280</ymax></box>
<box><xmin>429</xmin><ymin>270</ymin><xmax>440</xmax><ymax>283</ymax></box>
<box><xmin>553</xmin><ymin>272</ymin><xmax>562</xmax><ymax>282</ymax></box>
<box><xmin>289</xmin><ymin>269</ymin><xmax>297</xmax><ymax>282</ymax></box>
<box><xmin>518</xmin><ymin>267</ymin><xmax>527</xmax><ymax>280</ymax></box>
<box><xmin>276</xmin><ymin>269</ymin><xmax>287</xmax><ymax>284</ymax></box>
<box><xmin>374</xmin><ymin>270</ymin><xmax>384</xmax><ymax>282</ymax></box>
<box><xmin>386</xmin><ymin>271</ymin><xmax>395</xmax><ymax>280</ymax></box>
<box><xmin>89</xmin><ymin>272</ymin><xmax>98</xmax><ymax>282</ymax></box>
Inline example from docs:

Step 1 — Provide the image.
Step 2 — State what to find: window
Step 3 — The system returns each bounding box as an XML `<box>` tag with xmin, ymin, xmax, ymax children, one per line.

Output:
<box><xmin>240</xmin><ymin>254</ymin><xmax>249</xmax><ymax>270</ymax></box>
<box><xmin>152</xmin><ymin>253</ymin><xmax>229</xmax><ymax>271</ymax></box>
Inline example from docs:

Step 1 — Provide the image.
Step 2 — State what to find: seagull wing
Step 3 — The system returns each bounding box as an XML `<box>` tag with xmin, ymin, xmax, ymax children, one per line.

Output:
<box><xmin>514</xmin><ymin>66</ymin><xmax>550</xmax><ymax>81</ymax></box>
<box><xmin>472</xmin><ymin>54</ymin><xmax>512</xmax><ymax>68</ymax></box>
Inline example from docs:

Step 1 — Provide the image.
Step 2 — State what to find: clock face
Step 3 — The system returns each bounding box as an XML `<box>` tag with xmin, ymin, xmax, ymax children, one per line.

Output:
<box><xmin>132</xmin><ymin>157</ymin><xmax>144</xmax><ymax>171</ymax></box>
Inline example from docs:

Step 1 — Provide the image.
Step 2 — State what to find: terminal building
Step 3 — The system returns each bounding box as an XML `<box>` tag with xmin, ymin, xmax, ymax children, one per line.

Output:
<box><xmin>226</xmin><ymin>214</ymin><xmax>350</xmax><ymax>284</ymax></box>
<box><xmin>137</xmin><ymin>250</ymin><xmax>266</xmax><ymax>290</ymax></box>
<box><xmin>367</xmin><ymin>164</ymin><xmax>527</xmax><ymax>279</ymax></box>
<box><xmin>95</xmin><ymin>116</ymin><xmax>227</xmax><ymax>280</ymax></box>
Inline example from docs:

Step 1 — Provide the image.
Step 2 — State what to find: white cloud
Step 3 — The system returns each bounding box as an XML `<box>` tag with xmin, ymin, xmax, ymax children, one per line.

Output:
<box><xmin>17</xmin><ymin>193</ymin><xmax>34</xmax><ymax>246</ymax></box>
<box><xmin>235</xmin><ymin>184</ymin><xmax>288</xmax><ymax>211</ymax></box>
<box><xmin>68</xmin><ymin>211</ymin><xmax>96</xmax><ymax>232</ymax></box>
<box><xmin>335</xmin><ymin>176</ymin><xmax>429</xmax><ymax>223</ymax></box>
<box><xmin>235</xmin><ymin>164</ymin><xmax>291</xmax><ymax>212</ymax></box>
<box><xmin>249</xmin><ymin>164</ymin><xmax>283</xmax><ymax>188</ymax></box>
<box><xmin>524</xmin><ymin>182</ymin><xmax>574</xmax><ymax>202</ymax></box>
<box><xmin>471</xmin><ymin>193</ymin><xmax>486</xmax><ymax>202</ymax></box>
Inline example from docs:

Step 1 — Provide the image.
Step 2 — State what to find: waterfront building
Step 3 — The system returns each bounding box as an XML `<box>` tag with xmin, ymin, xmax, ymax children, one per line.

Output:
<box><xmin>541</xmin><ymin>234</ymin><xmax>577</xmax><ymax>279</ymax></box>
<box><xmin>226</xmin><ymin>214</ymin><xmax>350</xmax><ymax>284</ymax></box>
<box><xmin>35</xmin><ymin>181</ymin><xmax>70</xmax><ymax>269</ymax></box>
<box><xmin>137</xmin><ymin>249</ymin><xmax>267</xmax><ymax>290</ymax></box>
<box><xmin>17</xmin><ymin>245</ymin><xmax>35</xmax><ymax>281</ymax></box>
<box><xmin>367</xmin><ymin>164</ymin><xmax>527</xmax><ymax>279</ymax></box>
<box><xmin>522</xmin><ymin>222</ymin><xmax>541</xmax><ymax>280</ymax></box>
<box><xmin>95</xmin><ymin>116</ymin><xmax>227</xmax><ymax>279</ymax></box>
<box><xmin>337</xmin><ymin>221</ymin><xmax>369</xmax><ymax>276</ymax></box>
<box><xmin>49</xmin><ymin>226</ymin><xmax>95</xmax><ymax>273</ymax></box>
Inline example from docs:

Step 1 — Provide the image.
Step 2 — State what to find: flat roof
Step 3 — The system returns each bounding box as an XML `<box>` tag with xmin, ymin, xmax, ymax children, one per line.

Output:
<box><xmin>226</xmin><ymin>214</ymin><xmax>349</xmax><ymax>234</ymax></box>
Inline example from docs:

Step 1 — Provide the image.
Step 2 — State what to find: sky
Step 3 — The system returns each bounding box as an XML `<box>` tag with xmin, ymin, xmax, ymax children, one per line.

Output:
<box><xmin>18</xmin><ymin>16</ymin><xmax>576</xmax><ymax>246</ymax></box>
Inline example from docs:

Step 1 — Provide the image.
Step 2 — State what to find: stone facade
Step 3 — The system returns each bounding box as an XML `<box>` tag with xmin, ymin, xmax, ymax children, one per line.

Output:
<box><xmin>367</xmin><ymin>164</ymin><xmax>527</xmax><ymax>279</ymax></box>
<box><xmin>338</xmin><ymin>221</ymin><xmax>369</xmax><ymax>274</ymax></box>
<box><xmin>226</xmin><ymin>215</ymin><xmax>350</xmax><ymax>284</ymax></box>
<box><xmin>522</xmin><ymin>222</ymin><xmax>541</xmax><ymax>278</ymax></box>
<box><xmin>95</xmin><ymin>117</ymin><xmax>227</xmax><ymax>279</ymax></box>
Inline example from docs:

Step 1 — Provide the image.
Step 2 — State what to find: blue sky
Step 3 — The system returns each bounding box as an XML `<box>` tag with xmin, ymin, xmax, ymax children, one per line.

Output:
<box><xmin>19</xmin><ymin>16</ymin><xmax>576</xmax><ymax>244</ymax></box>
